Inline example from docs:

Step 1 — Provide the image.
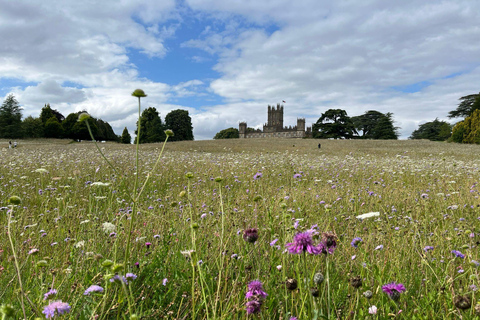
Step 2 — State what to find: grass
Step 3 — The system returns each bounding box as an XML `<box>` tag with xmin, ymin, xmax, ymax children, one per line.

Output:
<box><xmin>1</xmin><ymin>137</ymin><xmax>480</xmax><ymax>319</ymax></box>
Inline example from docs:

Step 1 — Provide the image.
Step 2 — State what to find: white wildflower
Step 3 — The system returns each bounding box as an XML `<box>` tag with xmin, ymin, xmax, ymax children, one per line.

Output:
<box><xmin>356</xmin><ymin>212</ymin><xmax>380</xmax><ymax>220</ymax></box>
<box><xmin>90</xmin><ymin>182</ymin><xmax>111</xmax><ymax>187</ymax></box>
<box><xmin>102</xmin><ymin>222</ymin><xmax>116</xmax><ymax>234</ymax></box>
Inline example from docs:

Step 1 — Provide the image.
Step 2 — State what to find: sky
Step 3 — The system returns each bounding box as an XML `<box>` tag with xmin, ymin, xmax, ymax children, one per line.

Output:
<box><xmin>1</xmin><ymin>0</ymin><xmax>479</xmax><ymax>140</ymax></box>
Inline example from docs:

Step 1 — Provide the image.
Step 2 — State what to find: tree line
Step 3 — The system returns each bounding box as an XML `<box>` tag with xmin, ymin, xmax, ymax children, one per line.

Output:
<box><xmin>214</xmin><ymin>91</ymin><xmax>480</xmax><ymax>143</ymax></box>
<box><xmin>0</xmin><ymin>94</ymin><xmax>194</xmax><ymax>144</ymax></box>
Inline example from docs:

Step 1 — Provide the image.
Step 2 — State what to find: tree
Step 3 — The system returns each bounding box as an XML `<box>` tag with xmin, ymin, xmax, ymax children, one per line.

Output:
<box><xmin>44</xmin><ymin>116</ymin><xmax>64</xmax><ymax>138</ymax></box>
<box><xmin>165</xmin><ymin>109</ymin><xmax>194</xmax><ymax>141</ymax></box>
<box><xmin>409</xmin><ymin>119</ymin><xmax>452</xmax><ymax>141</ymax></box>
<box><xmin>22</xmin><ymin>116</ymin><xmax>44</xmax><ymax>138</ymax></box>
<box><xmin>0</xmin><ymin>94</ymin><xmax>23</xmax><ymax>138</ymax></box>
<box><xmin>71</xmin><ymin>119</ymin><xmax>97</xmax><ymax>140</ymax></box>
<box><xmin>312</xmin><ymin>109</ymin><xmax>356</xmax><ymax>139</ymax></box>
<box><xmin>371</xmin><ymin>112</ymin><xmax>398</xmax><ymax>140</ymax></box>
<box><xmin>62</xmin><ymin>113</ymin><xmax>79</xmax><ymax>139</ymax></box>
<box><xmin>40</xmin><ymin>104</ymin><xmax>64</xmax><ymax>124</ymax></box>
<box><xmin>450</xmin><ymin>109</ymin><xmax>480</xmax><ymax>144</ymax></box>
<box><xmin>448</xmin><ymin>93</ymin><xmax>480</xmax><ymax>119</ymax></box>
<box><xmin>214</xmin><ymin>127</ymin><xmax>239</xmax><ymax>139</ymax></box>
<box><xmin>135</xmin><ymin>107</ymin><xmax>165</xmax><ymax>143</ymax></box>
<box><xmin>121</xmin><ymin>127</ymin><xmax>131</xmax><ymax>144</ymax></box>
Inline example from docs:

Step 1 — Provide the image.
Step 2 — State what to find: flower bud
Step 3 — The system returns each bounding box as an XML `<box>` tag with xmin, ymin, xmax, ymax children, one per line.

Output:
<box><xmin>131</xmin><ymin>89</ymin><xmax>147</xmax><ymax>98</ymax></box>
<box><xmin>165</xmin><ymin>129</ymin><xmax>174</xmax><ymax>137</ymax></box>
<box><xmin>313</xmin><ymin>272</ymin><xmax>324</xmax><ymax>285</ymax></box>
<box><xmin>8</xmin><ymin>196</ymin><xmax>21</xmax><ymax>205</ymax></box>
<box><xmin>78</xmin><ymin>112</ymin><xmax>91</xmax><ymax>122</ymax></box>
<box><xmin>101</xmin><ymin>259</ymin><xmax>114</xmax><ymax>268</ymax></box>
<box><xmin>286</xmin><ymin>278</ymin><xmax>298</xmax><ymax>290</ymax></box>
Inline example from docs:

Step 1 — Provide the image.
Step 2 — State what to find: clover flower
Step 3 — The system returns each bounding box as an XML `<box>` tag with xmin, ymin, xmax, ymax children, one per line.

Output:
<box><xmin>84</xmin><ymin>285</ymin><xmax>104</xmax><ymax>295</ymax></box>
<box><xmin>286</xmin><ymin>232</ymin><xmax>321</xmax><ymax>255</ymax></box>
<box><xmin>42</xmin><ymin>300</ymin><xmax>71</xmax><ymax>319</ymax></box>
<box><xmin>382</xmin><ymin>282</ymin><xmax>406</xmax><ymax>301</ymax></box>
<box><xmin>424</xmin><ymin>246</ymin><xmax>434</xmax><ymax>252</ymax></box>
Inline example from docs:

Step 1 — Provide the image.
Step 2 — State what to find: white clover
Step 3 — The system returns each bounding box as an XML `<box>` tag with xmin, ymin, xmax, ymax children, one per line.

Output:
<box><xmin>74</xmin><ymin>241</ymin><xmax>85</xmax><ymax>248</ymax></box>
<box><xmin>356</xmin><ymin>212</ymin><xmax>380</xmax><ymax>220</ymax></box>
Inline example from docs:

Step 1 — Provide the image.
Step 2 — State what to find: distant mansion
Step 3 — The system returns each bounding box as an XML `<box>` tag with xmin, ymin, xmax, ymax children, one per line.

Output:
<box><xmin>239</xmin><ymin>104</ymin><xmax>311</xmax><ymax>138</ymax></box>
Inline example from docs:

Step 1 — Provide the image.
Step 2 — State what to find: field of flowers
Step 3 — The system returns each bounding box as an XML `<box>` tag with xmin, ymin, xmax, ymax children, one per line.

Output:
<box><xmin>1</xmin><ymin>137</ymin><xmax>480</xmax><ymax>319</ymax></box>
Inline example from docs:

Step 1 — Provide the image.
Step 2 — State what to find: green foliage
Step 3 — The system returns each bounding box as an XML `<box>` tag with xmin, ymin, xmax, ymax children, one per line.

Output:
<box><xmin>22</xmin><ymin>116</ymin><xmax>44</xmax><ymax>138</ymax></box>
<box><xmin>39</xmin><ymin>104</ymin><xmax>64</xmax><ymax>124</ymax></box>
<box><xmin>409</xmin><ymin>119</ymin><xmax>451</xmax><ymax>141</ymax></box>
<box><xmin>121</xmin><ymin>127</ymin><xmax>132</xmax><ymax>144</ymax></box>
<box><xmin>312</xmin><ymin>109</ymin><xmax>356</xmax><ymax>139</ymax></box>
<box><xmin>450</xmin><ymin>109</ymin><xmax>480</xmax><ymax>144</ymax></box>
<box><xmin>44</xmin><ymin>116</ymin><xmax>64</xmax><ymax>138</ymax></box>
<box><xmin>165</xmin><ymin>109</ymin><xmax>194</xmax><ymax>141</ymax></box>
<box><xmin>135</xmin><ymin>107</ymin><xmax>165</xmax><ymax>143</ymax></box>
<box><xmin>213</xmin><ymin>127</ymin><xmax>239</xmax><ymax>139</ymax></box>
<box><xmin>351</xmin><ymin>110</ymin><xmax>398</xmax><ymax>140</ymax></box>
<box><xmin>450</xmin><ymin>121</ymin><xmax>466</xmax><ymax>143</ymax></box>
<box><xmin>62</xmin><ymin>113</ymin><xmax>79</xmax><ymax>139</ymax></box>
<box><xmin>71</xmin><ymin>118</ymin><xmax>97</xmax><ymax>140</ymax></box>
<box><xmin>0</xmin><ymin>94</ymin><xmax>23</xmax><ymax>139</ymax></box>
<box><xmin>448</xmin><ymin>93</ymin><xmax>480</xmax><ymax>119</ymax></box>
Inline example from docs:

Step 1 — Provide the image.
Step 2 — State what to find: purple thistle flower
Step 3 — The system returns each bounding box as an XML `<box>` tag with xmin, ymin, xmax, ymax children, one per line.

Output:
<box><xmin>246</xmin><ymin>280</ymin><xmax>268</xmax><ymax>299</ymax></box>
<box><xmin>286</xmin><ymin>232</ymin><xmax>321</xmax><ymax>255</ymax></box>
<box><xmin>253</xmin><ymin>172</ymin><xmax>263</xmax><ymax>180</ymax></box>
<box><xmin>424</xmin><ymin>246</ymin><xmax>434</xmax><ymax>252</ymax></box>
<box><xmin>84</xmin><ymin>285</ymin><xmax>104</xmax><ymax>295</ymax></box>
<box><xmin>351</xmin><ymin>237</ymin><xmax>363</xmax><ymax>248</ymax></box>
<box><xmin>382</xmin><ymin>282</ymin><xmax>406</xmax><ymax>301</ymax></box>
<box><xmin>43</xmin><ymin>289</ymin><xmax>57</xmax><ymax>300</ymax></box>
<box><xmin>42</xmin><ymin>300</ymin><xmax>71</xmax><ymax>319</ymax></box>
<box><xmin>318</xmin><ymin>232</ymin><xmax>337</xmax><ymax>255</ymax></box>
<box><xmin>246</xmin><ymin>298</ymin><xmax>262</xmax><ymax>314</ymax></box>
<box><xmin>451</xmin><ymin>250</ymin><xmax>465</xmax><ymax>258</ymax></box>
<box><xmin>145</xmin><ymin>242</ymin><xmax>152</xmax><ymax>248</ymax></box>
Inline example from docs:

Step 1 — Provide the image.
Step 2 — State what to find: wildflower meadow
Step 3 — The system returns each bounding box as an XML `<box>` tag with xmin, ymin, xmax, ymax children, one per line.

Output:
<box><xmin>1</xmin><ymin>96</ymin><xmax>480</xmax><ymax>319</ymax></box>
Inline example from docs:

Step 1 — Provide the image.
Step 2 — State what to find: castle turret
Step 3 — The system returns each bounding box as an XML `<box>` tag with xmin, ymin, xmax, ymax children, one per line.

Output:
<box><xmin>239</xmin><ymin>122</ymin><xmax>247</xmax><ymax>139</ymax></box>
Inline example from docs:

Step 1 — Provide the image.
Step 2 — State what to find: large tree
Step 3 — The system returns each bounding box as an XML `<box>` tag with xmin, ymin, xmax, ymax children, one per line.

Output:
<box><xmin>165</xmin><ymin>109</ymin><xmax>194</xmax><ymax>141</ymax></box>
<box><xmin>0</xmin><ymin>94</ymin><xmax>23</xmax><ymax>138</ymax></box>
<box><xmin>44</xmin><ymin>116</ymin><xmax>64</xmax><ymax>138</ymax></box>
<box><xmin>62</xmin><ymin>113</ymin><xmax>79</xmax><ymax>139</ymax></box>
<box><xmin>214</xmin><ymin>127</ymin><xmax>239</xmax><ymax>139</ymax></box>
<box><xmin>450</xmin><ymin>109</ymin><xmax>480</xmax><ymax>144</ymax></box>
<box><xmin>40</xmin><ymin>104</ymin><xmax>64</xmax><ymax>124</ymax></box>
<box><xmin>448</xmin><ymin>93</ymin><xmax>480</xmax><ymax>119</ymax></box>
<box><xmin>410</xmin><ymin>119</ymin><xmax>451</xmax><ymax>141</ymax></box>
<box><xmin>135</xmin><ymin>107</ymin><xmax>165</xmax><ymax>143</ymax></box>
<box><xmin>313</xmin><ymin>109</ymin><xmax>356</xmax><ymax>139</ymax></box>
<box><xmin>351</xmin><ymin>110</ymin><xmax>398</xmax><ymax>139</ymax></box>
<box><xmin>22</xmin><ymin>116</ymin><xmax>44</xmax><ymax>138</ymax></box>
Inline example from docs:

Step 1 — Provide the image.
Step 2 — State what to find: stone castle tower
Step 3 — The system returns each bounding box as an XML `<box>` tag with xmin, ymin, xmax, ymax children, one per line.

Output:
<box><xmin>264</xmin><ymin>104</ymin><xmax>284</xmax><ymax>132</ymax></box>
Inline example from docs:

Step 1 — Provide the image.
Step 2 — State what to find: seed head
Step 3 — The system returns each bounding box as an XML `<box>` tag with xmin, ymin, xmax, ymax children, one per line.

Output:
<box><xmin>286</xmin><ymin>278</ymin><xmax>298</xmax><ymax>290</ymax></box>
<box><xmin>454</xmin><ymin>295</ymin><xmax>471</xmax><ymax>310</ymax></box>
<box><xmin>350</xmin><ymin>276</ymin><xmax>362</xmax><ymax>289</ymax></box>
<box><xmin>164</xmin><ymin>129</ymin><xmax>174</xmax><ymax>137</ymax></box>
<box><xmin>243</xmin><ymin>228</ymin><xmax>259</xmax><ymax>243</ymax></box>
<box><xmin>8</xmin><ymin>196</ymin><xmax>21</xmax><ymax>205</ymax></box>
<box><xmin>131</xmin><ymin>89</ymin><xmax>147</xmax><ymax>98</ymax></box>
<box><xmin>78</xmin><ymin>112</ymin><xmax>91</xmax><ymax>122</ymax></box>
<box><xmin>363</xmin><ymin>290</ymin><xmax>373</xmax><ymax>299</ymax></box>
<box><xmin>313</xmin><ymin>272</ymin><xmax>324</xmax><ymax>285</ymax></box>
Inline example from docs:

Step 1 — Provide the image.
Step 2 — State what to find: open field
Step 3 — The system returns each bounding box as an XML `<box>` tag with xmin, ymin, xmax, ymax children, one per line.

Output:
<box><xmin>1</xmin><ymin>138</ymin><xmax>480</xmax><ymax>319</ymax></box>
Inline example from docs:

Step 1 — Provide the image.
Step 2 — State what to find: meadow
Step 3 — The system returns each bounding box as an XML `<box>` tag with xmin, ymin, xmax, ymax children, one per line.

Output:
<box><xmin>1</xmin><ymin>137</ymin><xmax>480</xmax><ymax>319</ymax></box>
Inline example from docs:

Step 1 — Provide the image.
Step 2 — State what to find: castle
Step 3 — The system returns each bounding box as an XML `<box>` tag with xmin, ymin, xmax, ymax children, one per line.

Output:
<box><xmin>239</xmin><ymin>104</ymin><xmax>311</xmax><ymax>138</ymax></box>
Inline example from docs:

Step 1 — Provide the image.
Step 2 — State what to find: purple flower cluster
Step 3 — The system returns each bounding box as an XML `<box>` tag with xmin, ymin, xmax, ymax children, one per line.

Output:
<box><xmin>43</xmin><ymin>289</ymin><xmax>57</xmax><ymax>300</ymax></box>
<box><xmin>42</xmin><ymin>300</ymin><xmax>71</xmax><ymax>319</ymax></box>
<box><xmin>351</xmin><ymin>237</ymin><xmax>363</xmax><ymax>248</ymax></box>
<box><xmin>245</xmin><ymin>280</ymin><xmax>267</xmax><ymax>314</ymax></box>
<box><xmin>286</xmin><ymin>231</ymin><xmax>337</xmax><ymax>255</ymax></box>
<box><xmin>243</xmin><ymin>228</ymin><xmax>259</xmax><ymax>243</ymax></box>
<box><xmin>451</xmin><ymin>250</ymin><xmax>465</xmax><ymax>258</ymax></box>
<box><xmin>84</xmin><ymin>285</ymin><xmax>104</xmax><ymax>295</ymax></box>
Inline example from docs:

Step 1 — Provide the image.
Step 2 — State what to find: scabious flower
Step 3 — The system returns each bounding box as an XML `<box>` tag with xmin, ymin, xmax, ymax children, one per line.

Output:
<box><xmin>245</xmin><ymin>280</ymin><xmax>267</xmax><ymax>314</ymax></box>
<box><xmin>110</xmin><ymin>275</ymin><xmax>128</xmax><ymax>284</ymax></box>
<box><xmin>286</xmin><ymin>232</ymin><xmax>321</xmax><ymax>254</ymax></box>
<box><xmin>43</xmin><ymin>289</ymin><xmax>57</xmax><ymax>300</ymax></box>
<box><xmin>351</xmin><ymin>237</ymin><xmax>363</xmax><ymax>248</ymax></box>
<box><xmin>84</xmin><ymin>285</ymin><xmax>104</xmax><ymax>295</ymax></box>
<box><xmin>253</xmin><ymin>172</ymin><xmax>262</xmax><ymax>180</ymax></box>
<box><xmin>243</xmin><ymin>228</ymin><xmax>259</xmax><ymax>243</ymax></box>
<box><xmin>382</xmin><ymin>282</ymin><xmax>406</xmax><ymax>301</ymax></box>
<box><xmin>375</xmin><ymin>244</ymin><xmax>384</xmax><ymax>250</ymax></box>
<box><xmin>125</xmin><ymin>273</ymin><xmax>137</xmax><ymax>281</ymax></box>
<box><xmin>452</xmin><ymin>250</ymin><xmax>465</xmax><ymax>259</ymax></box>
<box><xmin>42</xmin><ymin>300</ymin><xmax>71</xmax><ymax>319</ymax></box>
<box><xmin>424</xmin><ymin>246</ymin><xmax>434</xmax><ymax>252</ymax></box>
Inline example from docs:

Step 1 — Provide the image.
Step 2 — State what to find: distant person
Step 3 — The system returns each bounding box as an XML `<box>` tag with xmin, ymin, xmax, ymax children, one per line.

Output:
<box><xmin>14</xmin><ymin>141</ymin><xmax>17</xmax><ymax>148</ymax></box>
<box><xmin>318</xmin><ymin>143</ymin><xmax>321</xmax><ymax>149</ymax></box>
<box><xmin>9</xmin><ymin>141</ymin><xmax>11</xmax><ymax>149</ymax></box>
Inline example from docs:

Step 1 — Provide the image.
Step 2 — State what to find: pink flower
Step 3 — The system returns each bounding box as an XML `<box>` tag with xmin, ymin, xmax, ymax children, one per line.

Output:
<box><xmin>286</xmin><ymin>232</ymin><xmax>321</xmax><ymax>255</ymax></box>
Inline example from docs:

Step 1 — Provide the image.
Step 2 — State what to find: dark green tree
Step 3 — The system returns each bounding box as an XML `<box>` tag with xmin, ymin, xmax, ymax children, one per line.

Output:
<box><xmin>71</xmin><ymin>119</ymin><xmax>97</xmax><ymax>140</ymax></box>
<box><xmin>62</xmin><ymin>113</ymin><xmax>79</xmax><ymax>139</ymax></box>
<box><xmin>22</xmin><ymin>116</ymin><xmax>44</xmax><ymax>138</ymax></box>
<box><xmin>214</xmin><ymin>127</ymin><xmax>239</xmax><ymax>139</ymax></box>
<box><xmin>165</xmin><ymin>109</ymin><xmax>194</xmax><ymax>141</ymax></box>
<box><xmin>135</xmin><ymin>107</ymin><xmax>165</xmax><ymax>143</ymax></box>
<box><xmin>371</xmin><ymin>112</ymin><xmax>398</xmax><ymax>140</ymax></box>
<box><xmin>410</xmin><ymin>119</ymin><xmax>452</xmax><ymax>141</ymax></box>
<box><xmin>44</xmin><ymin>116</ymin><xmax>64</xmax><ymax>138</ymax></box>
<box><xmin>312</xmin><ymin>109</ymin><xmax>356</xmax><ymax>139</ymax></box>
<box><xmin>40</xmin><ymin>104</ymin><xmax>64</xmax><ymax>124</ymax></box>
<box><xmin>0</xmin><ymin>94</ymin><xmax>23</xmax><ymax>138</ymax></box>
<box><xmin>121</xmin><ymin>127</ymin><xmax>131</xmax><ymax>144</ymax></box>
<box><xmin>450</xmin><ymin>110</ymin><xmax>480</xmax><ymax>144</ymax></box>
<box><xmin>448</xmin><ymin>93</ymin><xmax>480</xmax><ymax>118</ymax></box>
